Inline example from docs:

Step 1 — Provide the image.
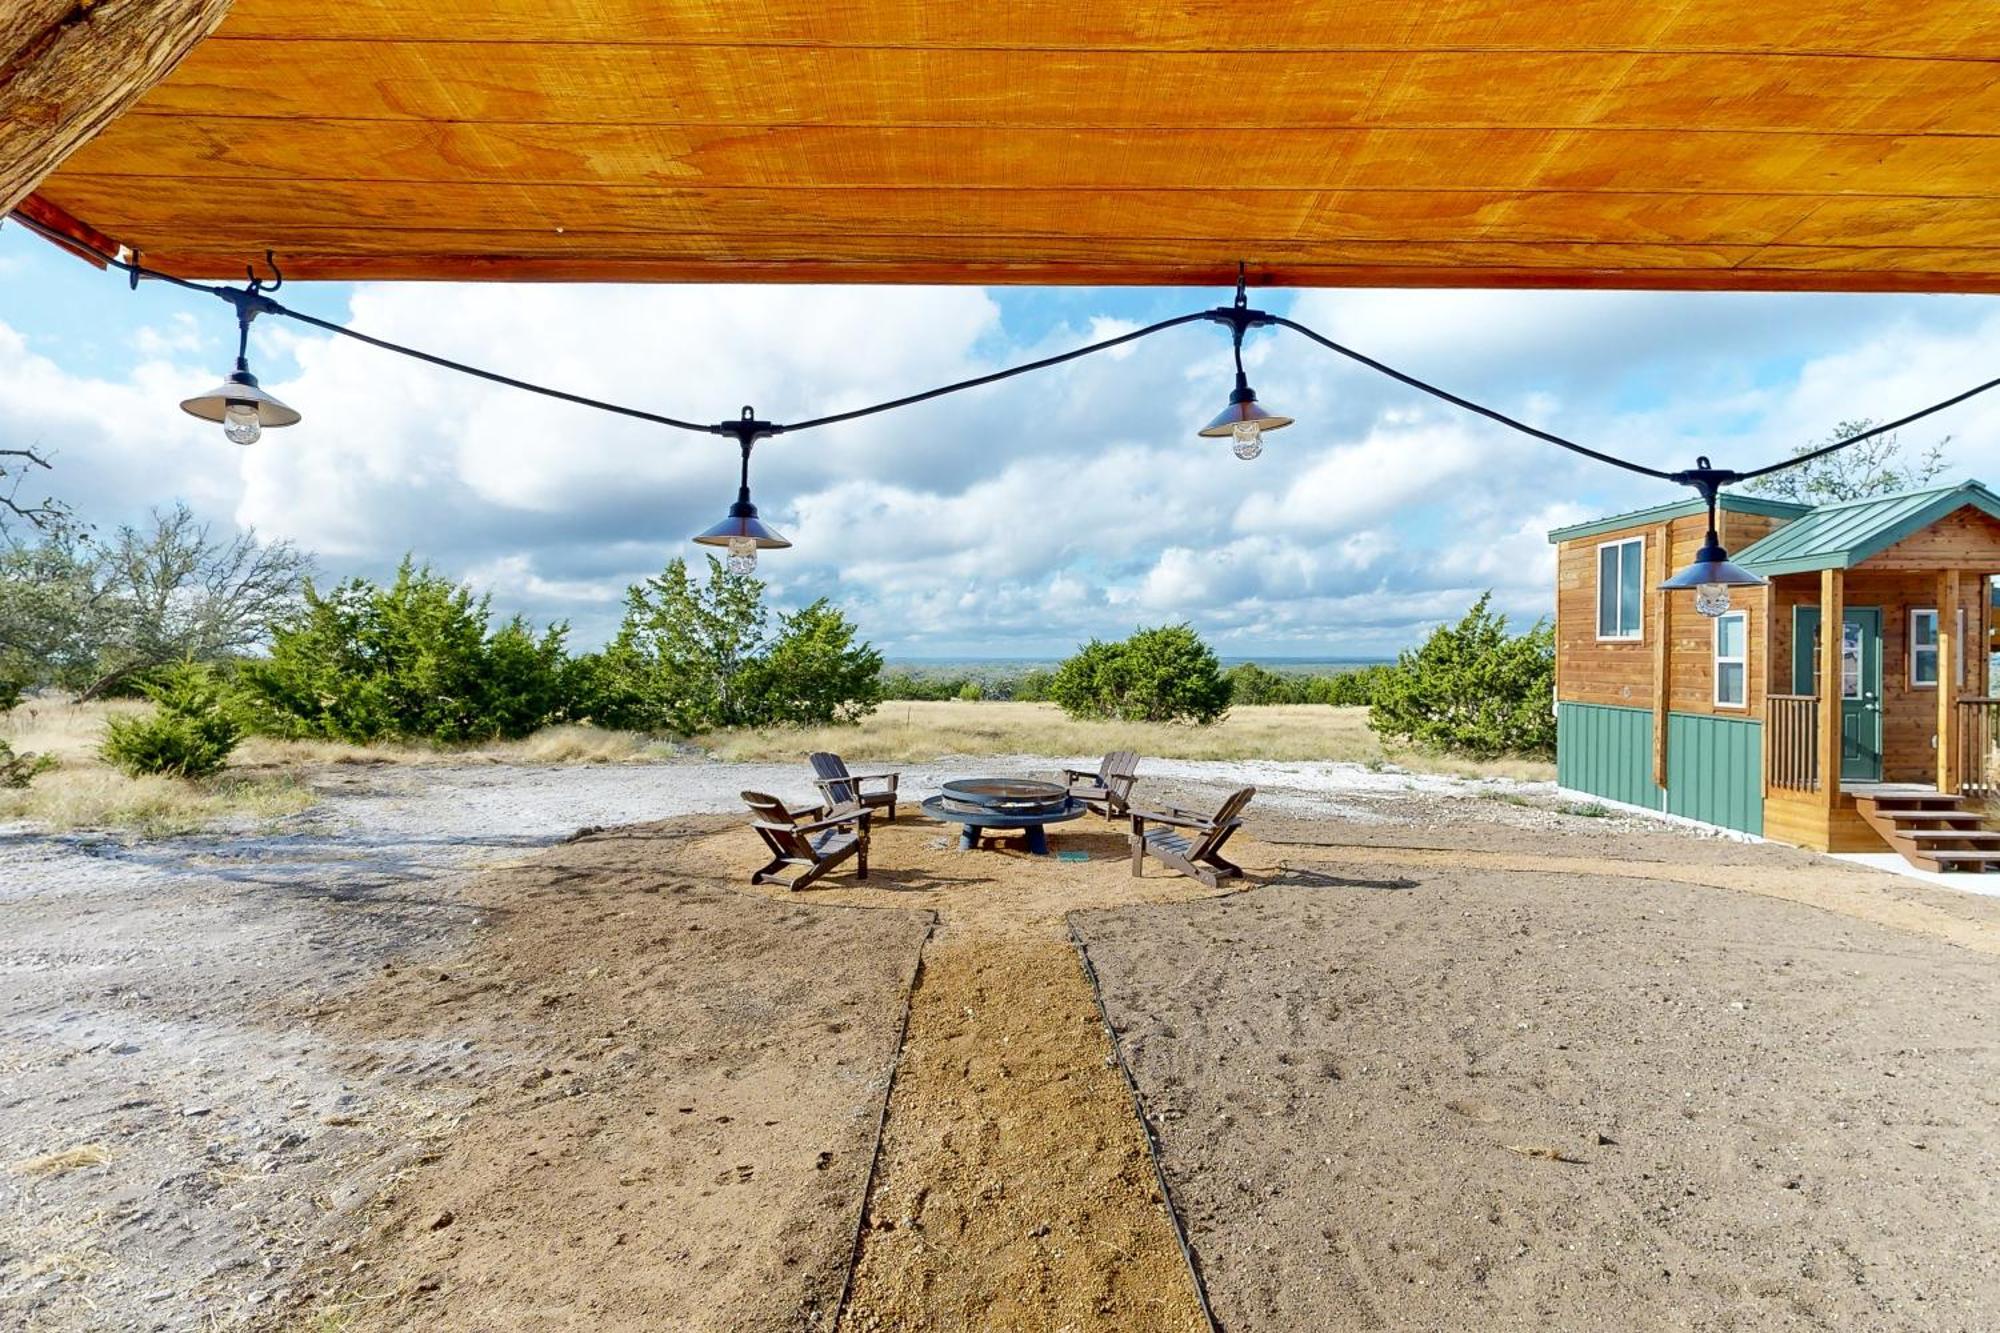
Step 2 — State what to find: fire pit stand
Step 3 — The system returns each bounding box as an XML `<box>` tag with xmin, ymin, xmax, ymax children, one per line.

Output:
<box><xmin>920</xmin><ymin>778</ymin><xmax>1087</xmax><ymax>855</ymax></box>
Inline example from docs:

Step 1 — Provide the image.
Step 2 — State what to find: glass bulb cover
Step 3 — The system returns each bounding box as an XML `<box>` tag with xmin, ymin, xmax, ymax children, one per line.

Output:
<box><xmin>1693</xmin><ymin>583</ymin><xmax>1732</xmax><ymax>618</ymax></box>
<box><xmin>1231</xmin><ymin>423</ymin><xmax>1263</xmax><ymax>460</ymax></box>
<box><xmin>726</xmin><ymin>541</ymin><xmax>759</xmax><ymax>576</ymax></box>
<box><xmin>222</xmin><ymin>401</ymin><xmax>262</xmax><ymax>446</ymax></box>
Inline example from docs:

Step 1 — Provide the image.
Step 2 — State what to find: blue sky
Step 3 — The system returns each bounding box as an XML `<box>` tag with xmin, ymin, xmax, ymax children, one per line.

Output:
<box><xmin>7</xmin><ymin>220</ymin><xmax>2000</xmax><ymax>660</ymax></box>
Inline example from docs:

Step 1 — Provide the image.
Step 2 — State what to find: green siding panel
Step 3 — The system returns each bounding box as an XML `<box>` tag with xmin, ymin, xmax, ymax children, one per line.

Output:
<box><xmin>1556</xmin><ymin>703</ymin><xmax>1662</xmax><ymax>811</ymax></box>
<box><xmin>1664</xmin><ymin>713</ymin><xmax>1764</xmax><ymax>836</ymax></box>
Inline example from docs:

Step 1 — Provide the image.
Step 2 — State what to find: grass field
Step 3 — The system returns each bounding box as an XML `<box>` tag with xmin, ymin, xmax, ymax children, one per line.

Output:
<box><xmin>0</xmin><ymin>698</ymin><xmax>1550</xmax><ymax>832</ymax></box>
<box><xmin>698</xmin><ymin>700</ymin><xmax>1552</xmax><ymax>780</ymax></box>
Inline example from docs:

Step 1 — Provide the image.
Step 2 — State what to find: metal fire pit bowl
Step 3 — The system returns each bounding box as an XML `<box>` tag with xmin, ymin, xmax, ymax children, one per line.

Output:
<box><xmin>923</xmin><ymin>777</ymin><xmax>1086</xmax><ymax>855</ymax></box>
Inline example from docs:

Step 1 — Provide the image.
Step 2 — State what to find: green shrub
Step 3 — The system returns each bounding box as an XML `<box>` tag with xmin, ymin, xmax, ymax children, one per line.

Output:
<box><xmin>236</xmin><ymin>559</ymin><xmax>571</xmax><ymax>743</ymax></box>
<box><xmin>1050</xmin><ymin>624</ymin><xmax>1231</xmax><ymax>725</ymax></box>
<box><xmin>0</xmin><ymin>738</ymin><xmax>54</xmax><ymax>787</ymax></box>
<box><xmin>0</xmin><ymin>672</ymin><xmax>22</xmax><ymax>714</ymax></box>
<box><xmin>100</xmin><ymin>661</ymin><xmax>243</xmax><ymax>778</ymax></box>
<box><xmin>956</xmin><ymin>680</ymin><xmax>985</xmax><ymax>702</ymax></box>
<box><xmin>1368</xmin><ymin>593</ymin><xmax>1555</xmax><ymax>759</ymax></box>
<box><xmin>597</xmin><ymin>557</ymin><xmax>882</xmax><ymax>732</ymax></box>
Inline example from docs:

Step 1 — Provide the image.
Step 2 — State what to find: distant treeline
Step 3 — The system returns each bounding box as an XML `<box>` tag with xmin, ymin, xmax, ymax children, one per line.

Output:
<box><xmin>881</xmin><ymin>660</ymin><xmax>1394</xmax><ymax>706</ymax></box>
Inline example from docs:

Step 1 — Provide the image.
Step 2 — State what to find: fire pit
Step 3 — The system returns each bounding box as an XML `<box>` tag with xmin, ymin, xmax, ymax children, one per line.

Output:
<box><xmin>921</xmin><ymin>778</ymin><xmax>1086</xmax><ymax>855</ymax></box>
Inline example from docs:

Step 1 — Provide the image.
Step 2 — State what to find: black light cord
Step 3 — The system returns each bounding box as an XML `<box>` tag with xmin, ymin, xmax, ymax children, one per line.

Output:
<box><xmin>12</xmin><ymin>207</ymin><xmax>2000</xmax><ymax>486</ymax></box>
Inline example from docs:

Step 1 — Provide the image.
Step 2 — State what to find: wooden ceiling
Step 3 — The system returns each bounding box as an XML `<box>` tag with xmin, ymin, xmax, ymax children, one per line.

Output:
<box><xmin>25</xmin><ymin>0</ymin><xmax>2000</xmax><ymax>289</ymax></box>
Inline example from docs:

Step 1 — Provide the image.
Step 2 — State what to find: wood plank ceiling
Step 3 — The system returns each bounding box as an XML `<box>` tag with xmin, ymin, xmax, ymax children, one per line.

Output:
<box><xmin>23</xmin><ymin>0</ymin><xmax>2000</xmax><ymax>289</ymax></box>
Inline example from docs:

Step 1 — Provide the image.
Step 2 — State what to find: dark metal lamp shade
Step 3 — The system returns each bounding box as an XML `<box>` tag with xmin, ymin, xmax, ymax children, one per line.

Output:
<box><xmin>1197</xmin><ymin>384</ymin><xmax>1294</xmax><ymax>437</ymax></box>
<box><xmin>1658</xmin><ymin>543</ymin><xmax>1765</xmax><ymax>592</ymax></box>
<box><xmin>693</xmin><ymin>500</ymin><xmax>792</xmax><ymax>550</ymax></box>
<box><xmin>1660</xmin><ymin>537</ymin><xmax>1765</xmax><ymax>618</ymax></box>
<box><xmin>178</xmin><ymin>369</ymin><xmax>302</xmax><ymax>428</ymax></box>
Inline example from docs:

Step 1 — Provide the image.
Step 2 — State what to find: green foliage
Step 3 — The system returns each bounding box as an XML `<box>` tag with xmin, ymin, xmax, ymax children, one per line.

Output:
<box><xmin>1050</xmin><ymin>624</ymin><xmax>1232</xmax><ymax>725</ymax></box>
<box><xmin>100</xmin><ymin>661</ymin><xmax>243</xmax><ymax>779</ymax></box>
<box><xmin>741</xmin><ymin>599</ymin><xmax>886</xmax><ymax>726</ymax></box>
<box><xmin>0</xmin><ymin>738</ymin><xmax>54</xmax><ymax>788</ymax></box>
<box><xmin>956</xmin><ymin>680</ymin><xmax>985</xmax><ymax>702</ymax></box>
<box><xmin>0</xmin><ymin>671</ymin><xmax>22</xmax><ymax>714</ymax></box>
<box><xmin>1367</xmin><ymin>593</ymin><xmax>1555</xmax><ymax>759</ymax></box>
<box><xmin>1740</xmin><ymin>420</ymin><xmax>1948</xmax><ymax>505</ymax></box>
<box><xmin>236</xmin><ymin>559</ymin><xmax>571</xmax><ymax>743</ymax></box>
<box><xmin>596</xmin><ymin>557</ymin><xmax>882</xmax><ymax>732</ymax></box>
<box><xmin>0</xmin><ymin>504</ymin><xmax>311</xmax><ymax>698</ymax></box>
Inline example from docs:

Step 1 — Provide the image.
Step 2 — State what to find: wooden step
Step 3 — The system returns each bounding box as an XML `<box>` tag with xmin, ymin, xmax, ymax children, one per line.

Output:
<box><xmin>1853</xmin><ymin>792</ymin><xmax>2000</xmax><ymax>872</ymax></box>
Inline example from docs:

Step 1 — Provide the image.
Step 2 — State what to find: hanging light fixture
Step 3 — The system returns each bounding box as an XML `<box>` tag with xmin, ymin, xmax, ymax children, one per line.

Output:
<box><xmin>1198</xmin><ymin>264</ymin><xmax>1292</xmax><ymax>459</ymax></box>
<box><xmin>1659</xmin><ymin>457</ymin><xmax>1765</xmax><ymax>617</ymax></box>
<box><xmin>178</xmin><ymin>256</ymin><xmax>300</xmax><ymax>446</ymax></box>
<box><xmin>693</xmin><ymin>407</ymin><xmax>792</xmax><ymax>575</ymax></box>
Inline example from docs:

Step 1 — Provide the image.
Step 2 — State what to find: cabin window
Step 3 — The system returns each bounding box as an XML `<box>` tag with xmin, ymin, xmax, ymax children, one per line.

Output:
<box><xmin>1595</xmin><ymin>537</ymin><xmax>1644</xmax><ymax>640</ymax></box>
<box><xmin>1713</xmin><ymin>611</ymin><xmax>1747</xmax><ymax>708</ymax></box>
<box><xmin>1910</xmin><ymin>608</ymin><xmax>1967</xmax><ymax>688</ymax></box>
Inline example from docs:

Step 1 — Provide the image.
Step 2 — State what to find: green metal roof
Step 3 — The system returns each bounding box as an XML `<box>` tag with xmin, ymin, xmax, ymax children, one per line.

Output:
<box><xmin>1545</xmin><ymin>493</ymin><xmax>1810</xmax><ymax>545</ymax></box>
<box><xmin>1732</xmin><ymin>480</ymin><xmax>2000</xmax><ymax>576</ymax></box>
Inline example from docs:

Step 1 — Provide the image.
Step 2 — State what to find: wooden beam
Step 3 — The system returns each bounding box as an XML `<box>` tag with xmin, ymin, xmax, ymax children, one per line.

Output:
<box><xmin>1</xmin><ymin>0</ymin><xmax>232</xmax><ymax>217</ymax></box>
<box><xmin>1820</xmin><ymin>568</ymin><xmax>1844</xmax><ymax>808</ymax></box>
<box><xmin>1939</xmin><ymin>568</ymin><xmax>1961</xmax><ymax>793</ymax></box>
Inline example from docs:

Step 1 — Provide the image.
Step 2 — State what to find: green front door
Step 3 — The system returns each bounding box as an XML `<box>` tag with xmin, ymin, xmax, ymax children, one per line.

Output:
<box><xmin>1794</xmin><ymin>605</ymin><xmax>1882</xmax><ymax>782</ymax></box>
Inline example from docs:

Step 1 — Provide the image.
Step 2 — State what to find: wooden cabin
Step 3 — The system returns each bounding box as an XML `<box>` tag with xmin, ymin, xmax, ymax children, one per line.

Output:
<box><xmin>1549</xmin><ymin>481</ymin><xmax>2000</xmax><ymax>871</ymax></box>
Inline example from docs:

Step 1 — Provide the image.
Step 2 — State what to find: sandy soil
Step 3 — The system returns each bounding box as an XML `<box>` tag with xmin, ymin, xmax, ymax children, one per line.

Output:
<box><xmin>275</xmin><ymin>822</ymin><xmax>932</xmax><ymax>1331</ymax></box>
<box><xmin>11</xmin><ymin>752</ymin><xmax>1999</xmax><ymax>1332</ymax></box>
<box><xmin>1076</xmin><ymin>825</ymin><xmax>2000</xmax><ymax>1331</ymax></box>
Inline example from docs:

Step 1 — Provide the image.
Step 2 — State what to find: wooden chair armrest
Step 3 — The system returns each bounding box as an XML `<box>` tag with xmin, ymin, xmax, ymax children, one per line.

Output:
<box><xmin>1062</xmin><ymin>768</ymin><xmax>1099</xmax><ymax>782</ymax></box>
<box><xmin>1128</xmin><ymin>808</ymin><xmax>1215</xmax><ymax>831</ymax></box>
<box><xmin>851</xmin><ymin>772</ymin><xmax>899</xmax><ymax>791</ymax></box>
<box><xmin>792</xmin><ymin>807</ymin><xmax>871</xmax><ymax>835</ymax></box>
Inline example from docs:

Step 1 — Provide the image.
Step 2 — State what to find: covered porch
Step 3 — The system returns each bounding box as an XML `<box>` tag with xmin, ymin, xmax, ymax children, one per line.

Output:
<box><xmin>1760</xmin><ymin>565</ymin><xmax>2000</xmax><ymax>860</ymax></box>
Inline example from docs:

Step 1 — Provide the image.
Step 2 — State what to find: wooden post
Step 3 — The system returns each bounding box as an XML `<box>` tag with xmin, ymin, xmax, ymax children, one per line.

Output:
<box><xmin>1</xmin><ymin>0</ymin><xmax>233</xmax><ymax>216</ymax></box>
<box><xmin>1939</xmin><ymin>568</ymin><xmax>1960</xmax><ymax>794</ymax></box>
<box><xmin>1820</xmin><ymin>568</ymin><xmax>1843</xmax><ymax>808</ymax></box>
<box><xmin>1651</xmin><ymin>523</ymin><xmax>1670</xmax><ymax>788</ymax></box>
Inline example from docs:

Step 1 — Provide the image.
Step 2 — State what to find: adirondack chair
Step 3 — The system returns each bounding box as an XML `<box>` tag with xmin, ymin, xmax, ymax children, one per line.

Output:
<box><xmin>1128</xmin><ymin>786</ymin><xmax>1255</xmax><ymax>888</ymax></box>
<box><xmin>808</xmin><ymin>752</ymin><xmax>900</xmax><ymax>823</ymax></box>
<box><xmin>742</xmin><ymin>791</ymin><xmax>870</xmax><ymax>891</ymax></box>
<box><xmin>1062</xmin><ymin>749</ymin><xmax>1140</xmax><ymax>819</ymax></box>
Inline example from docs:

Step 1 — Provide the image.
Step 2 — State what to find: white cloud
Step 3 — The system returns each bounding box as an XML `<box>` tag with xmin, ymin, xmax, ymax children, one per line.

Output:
<box><xmin>5</xmin><ymin>272</ymin><xmax>2000</xmax><ymax>658</ymax></box>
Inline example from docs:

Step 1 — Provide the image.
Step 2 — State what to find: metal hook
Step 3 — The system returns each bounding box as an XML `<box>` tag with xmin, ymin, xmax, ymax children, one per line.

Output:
<box><xmin>1233</xmin><ymin>259</ymin><xmax>1248</xmax><ymax>309</ymax></box>
<box><xmin>244</xmin><ymin>250</ymin><xmax>284</xmax><ymax>293</ymax></box>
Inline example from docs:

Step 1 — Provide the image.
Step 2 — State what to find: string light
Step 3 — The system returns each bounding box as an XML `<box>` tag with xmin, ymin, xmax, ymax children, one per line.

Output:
<box><xmin>690</xmin><ymin>408</ymin><xmax>791</xmax><ymax>574</ymax></box>
<box><xmin>177</xmin><ymin>255</ymin><xmax>299</xmax><ymax>445</ymax></box>
<box><xmin>13</xmin><ymin>209</ymin><xmax>2000</xmax><ymax>577</ymax></box>
<box><xmin>1657</xmin><ymin>458</ymin><xmax>1766</xmax><ymax>617</ymax></box>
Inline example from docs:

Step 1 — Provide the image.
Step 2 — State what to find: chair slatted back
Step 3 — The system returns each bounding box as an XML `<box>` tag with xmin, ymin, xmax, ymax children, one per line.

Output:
<box><xmin>1102</xmin><ymin>750</ymin><xmax>1139</xmax><ymax>783</ymax></box>
<box><xmin>808</xmin><ymin>752</ymin><xmax>857</xmax><ymax>807</ymax></box>
<box><xmin>1192</xmin><ymin>786</ymin><xmax>1256</xmax><ymax>859</ymax></box>
<box><xmin>742</xmin><ymin>790</ymin><xmax>814</xmax><ymax>861</ymax></box>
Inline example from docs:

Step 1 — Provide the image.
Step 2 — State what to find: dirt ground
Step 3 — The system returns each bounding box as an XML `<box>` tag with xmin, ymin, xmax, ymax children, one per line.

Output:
<box><xmin>1076</xmin><ymin>813</ymin><xmax>2000</xmax><ymax>1331</ymax></box>
<box><xmin>10</xmin><ymin>758</ymin><xmax>2000</xmax><ymax>1332</ymax></box>
<box><xmin>271</xmin><ymin>821</ymin><xmax>933</xmax><ymax>1331</ymax></box>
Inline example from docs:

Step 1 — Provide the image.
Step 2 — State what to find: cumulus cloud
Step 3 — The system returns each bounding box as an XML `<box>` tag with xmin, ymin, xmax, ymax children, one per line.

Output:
<box><xmin>5</xmin><ymin>258</ymin><xmax>1999</xmax><ymax>658</ymax></box>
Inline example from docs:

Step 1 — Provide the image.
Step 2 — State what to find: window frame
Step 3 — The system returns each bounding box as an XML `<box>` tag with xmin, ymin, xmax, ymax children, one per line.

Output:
<box><xmin>1713</xmin><ymin>609</ymin><xmax>1748</xmax><ymax>709</ymax></box>
<box><xmin>1594</xmin><ymin>535</ymin><xmax>1645</xmax><ymax>642</ymax></box>
<box><xmin>1909</xmin><ymin>607</ymin><xmax>1967</xmax><ymax>689</ymax></box>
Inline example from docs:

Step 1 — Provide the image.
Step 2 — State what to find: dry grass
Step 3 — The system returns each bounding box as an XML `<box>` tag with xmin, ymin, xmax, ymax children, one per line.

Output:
<box><xmin>700</xmin><ymin>701</ymin><xmax>1553</xmax><ymax>781</ymax></box>
<box><xmin>10</xmin><ymin>1144</ymin><xmax>111</xmax><ymax>1176</ymax></box>
<box><xmin>0</xmin><ymin>767</ymin><xmax>316</xmax><ymax>836</ymax></box>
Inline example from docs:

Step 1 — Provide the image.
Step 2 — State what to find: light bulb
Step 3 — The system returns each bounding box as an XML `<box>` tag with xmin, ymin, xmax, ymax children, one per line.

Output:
<box><xmin>726</xmin><ymin>535</ymin><xmax>758</xmax><ymax>576</ymax></box>
<box><xmin>1694</xmin><ymin>582</ymin><xmax>1732</xmax><ymax>618</ymax></box>
<box><xmin>222</xmin><ymin>401</ymin><xmax>262</xmax><ymax>446</ymax></box>
<box><xmin>1231</xmin><ymin>419</ymin><xmax>1263</xmax><ymax>461</ymax></box>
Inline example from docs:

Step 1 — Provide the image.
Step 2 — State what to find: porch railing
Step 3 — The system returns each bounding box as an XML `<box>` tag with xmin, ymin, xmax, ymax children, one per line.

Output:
<box><xmin>1767</xmin><ymin>693</ymin><xmax>1819</xmax><ymax>792</ymax></box>
<box><xmin>1955</xmin><ymin>697</ymin><xmax>2000</xmax><ymax>799</ymax></box>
